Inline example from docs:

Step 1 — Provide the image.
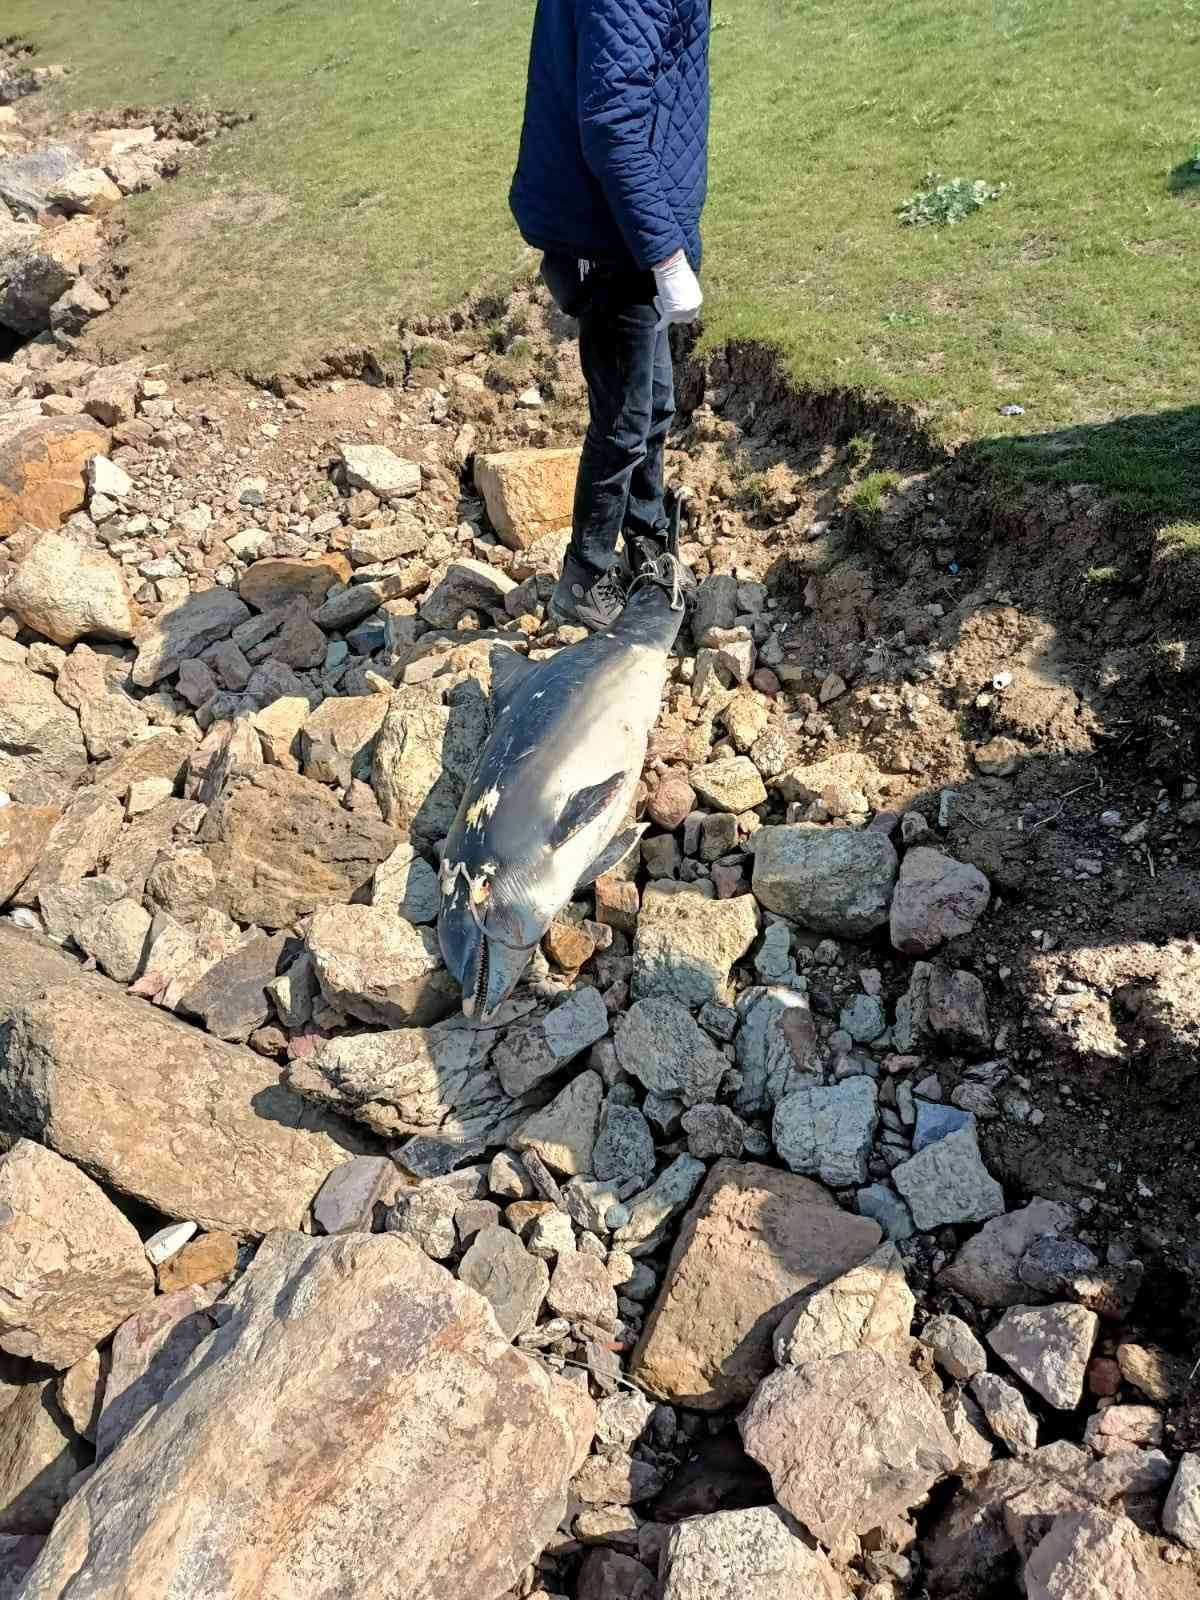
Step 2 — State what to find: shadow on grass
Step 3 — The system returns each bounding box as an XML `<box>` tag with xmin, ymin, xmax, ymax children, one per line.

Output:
<box><xmin>1167</xmin><ymin>153</ymin><xmax>1200</xmax><ymax>195</ymax></box>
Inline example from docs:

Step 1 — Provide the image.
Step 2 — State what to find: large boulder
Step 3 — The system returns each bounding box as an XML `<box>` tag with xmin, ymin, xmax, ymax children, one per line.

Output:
<box><xmin>19</xmin><ymin>1232</ymin><xmax>594</xmax><ymax>1599</ymax></box>
<box><xmin>751</xmin><ymin>826</ymin><xmax>897</xmax><ymax>936</ymax></box>
<box><xmin>0</xmin><ymin>929</ymin><xmax>366</xmax><ymax>1235</ymax></box>
<box><xmin>6</xmin><ymin>532</ymin><xmax>137</xmax><ymax>646</ymax></box>
<box><xmin>630</xmin><ymin>1159</ymin><xmax>881</xmax><ymax>1408</ymax></box>
<box><xmin>0</xmin><ymin>1140</ymin><xmax>153</xmax><ymax>1369</ymax></box>
<box><xmin>0</xmin><ymin>1381</ymin><xmax>89</xmax><ymax>1536</ymax></box>
<box><xmin>199</xmin><ymin>768</ymin><xmax>397</xmax><ymax>928</ymax></box>
<box><xmin>474</xmin><ymin>447</ymin><xmax>580</xmax><ymax>550</ymax></box>
<box><xmin>0</xmin><ymin>660</ymin><xmax>86</xmax><ymax>805</ymax></box>
<box><xmin>0</xmin><ymin>803</ymin><xmax>58</xmax><ymax>905</ymax></box>
<box><xmin>739</xmin><ymin>1349</ymin><xmax>957</xmax><ymax>1548</ymax></box>
<box><xmin>660</xmin><ymin>1505</ymin><xmax>850</xmax><ymax>1600</ymax></box>
<box><xmin>0</xmin><ymin>416</ymin><xmax>110</xmax><ymax>538</ymax></box>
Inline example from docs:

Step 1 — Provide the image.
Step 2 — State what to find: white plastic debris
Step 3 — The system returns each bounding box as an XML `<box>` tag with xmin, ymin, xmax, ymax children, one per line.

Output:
<box><xmin>145</xmin><ymin>1220</ymin><xmax>199</xmax><ymax>1265</ymax></box>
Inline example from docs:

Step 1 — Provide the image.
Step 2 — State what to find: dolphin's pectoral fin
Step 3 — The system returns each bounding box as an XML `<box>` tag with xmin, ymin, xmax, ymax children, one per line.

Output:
<box><xmin>576</xmin><ymin>824</ymin><xmax>647</xmax><ymax>890</ymax></box>
<box><xmin>488</xmin><ymin>646</ymin><xmax>535</xmax><ymax>713</ymax></box>
<box><xmin>550</xmin><ymin>772</ymin><xmax>627</xmax><ymax>849</ymax></box>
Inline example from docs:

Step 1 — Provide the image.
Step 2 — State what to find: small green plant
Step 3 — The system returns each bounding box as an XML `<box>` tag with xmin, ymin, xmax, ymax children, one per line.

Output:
<box><xmin>849</xmin><ymin>470</ymin><xmax>902</xmax><ymax>521</ymax></box>
<box><xmin>847</xmin><ymin>432</ymin><xmax>876</xmax><ymax>467</ymax></box>
<box><xmin>407</xmin><ymin>343</ymin><xmax>439</xmax><ymax>370</ymax></box>
<box><xmin>898</xmin><ymin>173</ymin><xmax>1005</xmax><ymax>226</ymax></box>
<box><xmin>737</xmin><ymin>470</ymin><xmax>772</xmax><ymax>512</ymax></box>
<box><xmin>1084</xmin><ymin>565</ymin><xmax>1118</xmax><ymax>585</ymax></box>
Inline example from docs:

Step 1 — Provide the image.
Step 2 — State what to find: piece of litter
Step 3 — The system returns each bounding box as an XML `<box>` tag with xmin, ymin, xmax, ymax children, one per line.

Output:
<box><xmin>992</xmin><ymin>671</ymin><xmax>1013</xmax><ymax>690</ymax></box>
<box><xmin>145</xmin><ymin>1220</ymin><xmax>199</xmax><ymax>1265</ymax></box>
<box><xmin>999</xmin><ymin>404</ymin><xmax>1025</xmax><ymax>417</ymax></box>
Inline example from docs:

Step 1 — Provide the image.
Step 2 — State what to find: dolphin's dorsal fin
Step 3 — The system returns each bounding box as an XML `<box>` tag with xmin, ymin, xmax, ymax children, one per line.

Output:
<box><xmin>576</xmin><ymin>823</ymin><xmax>647</xmax><ymax>889</ymax></box>
<box><xmin>550</xmin><ymin>771</ymin><xmax>626</xmax><ymax>848</ymax></box>
<box><xmin>489</xmin><ymin>646</ymin><xmax>535</xmax><ymax>713</ymax></box>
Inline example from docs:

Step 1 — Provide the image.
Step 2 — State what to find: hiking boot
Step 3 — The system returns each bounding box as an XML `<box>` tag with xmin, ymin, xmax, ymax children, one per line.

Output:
<box><xmin>627</xmin><ymin>485</ymin><xmax>697</xmax><ymax>598</ymax></box>
<box><xmin>548</xmin><ymin>553</ymin><xmax>629</xmax><ymax>631</ymax></box>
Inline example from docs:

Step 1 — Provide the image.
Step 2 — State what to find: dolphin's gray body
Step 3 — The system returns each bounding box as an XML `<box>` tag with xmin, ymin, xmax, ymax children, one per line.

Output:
<box><xmin>438</xmin><ymin>574</ymin><xmax>686</xmax><ymax>1021</ymax></box>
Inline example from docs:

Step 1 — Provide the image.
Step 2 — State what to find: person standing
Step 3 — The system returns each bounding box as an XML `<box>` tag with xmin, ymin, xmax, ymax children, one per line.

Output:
<box><xmin>510</xmin><ymin>0</ymin><xmax>711</xmax><ymax>630</ymax></box>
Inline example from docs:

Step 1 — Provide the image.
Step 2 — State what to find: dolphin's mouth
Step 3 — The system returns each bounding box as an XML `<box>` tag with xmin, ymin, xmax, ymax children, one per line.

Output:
<box><xmin>469</xmin><ymin>938</ymin><xmax>490</xmax><ymax>1018</ymax></box>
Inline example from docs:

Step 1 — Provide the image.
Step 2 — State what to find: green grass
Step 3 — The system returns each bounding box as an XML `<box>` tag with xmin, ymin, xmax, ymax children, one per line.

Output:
<box><xmin>7</xmin><ymin>0</ymin><xmax>1200</xmax><ymax>511</ymax></box>
<box><xmin>849</xmin><ymin>470</ymin><xmax>903</xmax><ymax>523</ymax></box>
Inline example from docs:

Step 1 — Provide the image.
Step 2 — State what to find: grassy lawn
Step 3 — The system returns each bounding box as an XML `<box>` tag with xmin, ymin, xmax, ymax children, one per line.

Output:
<box><xmin>8</xmin><ymin>0</ymin><xmax>1199</xmax><ymax>508</ymax></box>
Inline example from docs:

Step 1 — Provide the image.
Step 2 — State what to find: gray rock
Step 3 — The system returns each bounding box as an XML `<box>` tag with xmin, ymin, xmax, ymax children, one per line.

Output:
<box><xmin>773</xmin><ymin>1244</ymin><xmax>915</xmax><ymax>1368</ymax></box>
<box><xmin>613</xmin><ymin>1155</ymin><xmax>707</xmax><ymax>1253</ymax></box>
<box><xmin>371</xmin><ymin>681</ymin><xmax>489</xmax><ymax>846</ymax></box>
<box><xmin>1017</xmin><ymin>1235</ymin><xmax>1101</xmax><ymax>1297</ymax></box>
<box><xmin>971</xmin><ymin>1372</ymin><xmax>1039</xmax><ymax>1455</ymax></box>
<box><xmin>0</xmin><ymin>660</ymin><xmax>87</xmax><ymax>806</ymax></box>
<box><xmin>912</xmin><ymin>1099</ymin><xmax>973</xmax><ymax>1152</ymax></box>
<box><xmin>889</xmin><ymin>848</ymin><xmax>990</xmax><ymax>956</ymax></box>
<box><xmin>286</xmin><ymin>1012</ymin><xmax>522</xmax><ymax>1147</ymax></box>
<box><xmin>525</xmin><ymin>1209</ymin><xmax>575</xmax><ymax>1259</ymax></box>
<box><xmin>593</xmin><ymin>1101</ymin><xmax>657</xmax><ymax>1188</ymax></box>
<box><xmin>513</xmin><ymin>1070</ymin><xmax>604</xmax><ymax>1176</ymax></box>
<box><xmin>457</xmin><ymin>1226</ymin><xmax>549</xmax><ymax>1340</ymax></box>
<box><xmin>73</xmin><ymin>897</ymin><xmax>152</xmax><ymax>985</ymax></box>
<box><xmin>681</xmin><ymin>1103</ymin><xmax>745</xmax><ymax>1160</ymax></box>
<box><xmin>96</xmin><ymin>1284</ymin><xmax>221</xmax><ymax>1460</ymax></box>
<box><xmin>660</xmin><ymin>1504</ymin><xmax>850</xmax><ymax>1600</ymax></box>
<box><xmin>940</xmin><ymin>1200</ymin><xmax>1076</xmax><ymax>1307</ymax></box>
<box><xmin>418</xmin><ymin>559</ymin><xmax>516</xmax><ymax>627</ymax></box>
<box><xmin>632</xmin><ymin>881</ymin><xmax>759</xmax><ymax>1007</ymax></box>
<box><xmin>773</xmin><ymin>1077</ymin><xmax>879</xmax><ymax>1187</ymax></box>
<box><xmin>892</xmin><ymin>960</ymin><xmax>931</xmax><ymax>1051</ymax></box>
<box><xmin>734</xmin><ymin>987</ymin><xmax>819</xmax><ymax>1114</ymax></box>
<box><xmin>690</xmin><ymin>756</ymin><xmax>767</xmax><ymax>812</ymax></box>
<box><xmin>385</xmin><ymin>1183</ymin><xmax>459</xmax><ymax>1259</ymax></box>
<box><xmin>0</xmin><ymin>1379</ymin><xmax>89</xmax><ymax>1534</ymax></box>
<box><xmin>492</xmin><ymin>987</ymin><xmax>610</xmax><ymax>1097</ymax></box>
<box><xmin>691</xmin><ymin>574</ymin><xmax>739</xmax><ymax>641</ymax></box>
<box><xmin>921</xmin><ymin>1313</ymin><xmax>988</xmax><ymax>1381</ymax></box>
<box><xmin>840</xmin><ymin>993</ymin><xmax>886</xmax><ymax>1043</ymax></box>
<box><xmin>312</xmin><ymin>1156</ymin><xmax>400</xmax><ymax>1234</ymax></box>
<box><xmin>132</xmin><ymin>587</ymin><xmax>251</xmax><ymax>688</ymax></box>
<box><xmin>489</xmin><ymin>1150</ymin><xmax>534</xmax><ymax>1200</ymax></box>
<box><xmin>891</xmin><ymin>1124</ymin><xmax>1005</xmax><ymax>1231</ymax></box>
<box><xmin>0</xmin><ymin>216</ymin><xmax>74</xmax><ymax>336</ymax></box>
<box><xmin>340</xmin><ymin>443</ymin><xmax>421</xmax><ymax>499</ymax></box>
<box><xmin>856</xmin><ymin>1183</ymin><xmax>914</xmax><ymax>1241</ymax></box>
<box><xmin>614</xmin><ymin>998</ymin><xmax>729</xmax><ymax>1107</ymax></box>
<box><xmin>752</xmin><ymin>826</ymin><xmax>898</xmax><ymax>936</ymax></box>
<box><xmin>176</xmin><ymin>931</ymin><xmax>290</xmax><ymax>1042</ymax></box>
<box><xmin>942</xmin><ymin>1388</ymin><xmax>995</xmax><ymax>1472</ymax></box>
<box><xmin>578</xmin><ymin>1548</ymin><xmax>656</xmax><ymax>1600</ymax></box>
<box><xmin>987</xmin><ymin>1303</ymin><xmax>1098</xmax><ymax>1409</ymax></box>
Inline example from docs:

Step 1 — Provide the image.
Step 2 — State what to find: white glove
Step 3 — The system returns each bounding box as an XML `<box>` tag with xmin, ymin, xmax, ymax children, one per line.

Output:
<box><xmin>653</xmin><ymin>253</ymin><xmax>703</xmax><ymax>325</ymax></box>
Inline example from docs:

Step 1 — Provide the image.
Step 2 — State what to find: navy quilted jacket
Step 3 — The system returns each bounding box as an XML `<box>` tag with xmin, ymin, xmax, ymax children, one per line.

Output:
<box><xmin>510</xmin><ymin>0</ymin><xmax>710</xmax><ymax>273</ymax></box>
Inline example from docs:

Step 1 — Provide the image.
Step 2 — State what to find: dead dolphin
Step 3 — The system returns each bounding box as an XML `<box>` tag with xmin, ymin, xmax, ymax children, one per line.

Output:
<box><xmin>438</xmin><ymin>549</ymin><xmax>689</xmax><ymax>1022</ymax></box>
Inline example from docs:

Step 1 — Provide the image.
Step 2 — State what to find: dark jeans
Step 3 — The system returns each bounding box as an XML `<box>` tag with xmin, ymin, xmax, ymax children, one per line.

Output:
<box><xmin>541</xmin><ymin>254</ymin><xmax>675</xmax><ymax>576</ymax></box>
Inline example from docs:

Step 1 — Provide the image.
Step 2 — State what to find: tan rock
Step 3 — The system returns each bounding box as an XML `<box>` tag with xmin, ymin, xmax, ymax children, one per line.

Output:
<box><xmin>6</xmin><ymin>531</ymin><xmax>136</xmax><ymax>643</ymax></box>
<box><xmin>371</xmin><ymin>680</ymin><xmax>489</xmax><ymax>845</ymax></box>
<box><xmin>630</xmin><ymin>1159</ymin><xmax>881</xmax><ymax>1408</ymax></box>
<box><xmin>633</xmin><ymin>882</ymin><xmax>759</xmax><ymax>1007</ymax></box>
<box><xmin>47</xmin><ymin>167</ymin><xmax>122</xmax><ymax>216</ymax></box>
<box><xmin>0</xmin><ymin>662</ymin><xmax>86</xmax><ymax>805</ymax></box>
<box><xmin>306</xmin><ymin>901</ymin><xmax>457</xmax><ymax>1027</ymax></box>
<box><xmin>474</xmin><ymin>446</ymin><xmax>581</xmax><ymax>549</ymax></box>
<box><xmin>0</xmin><ymin>1380</ymin><xmax>89</xmax><ymax>1535</ymax></box>
<box><xmin>773</xmin><ymin>1244</ymin><xmax>916</xmax><ymax>1366</ymax></box>
<box><xmin>660</xmin><ymin>1504</ymin><xmax>851</xmax><ymax>1600</ymax></box>
<box><xmin>739</xmin><ymin>1349</ymin><xmax>958</xmax><ymax>1547</ymax></box>
<box><xmin>155</xmin><ymin>1232</ymin><xmax>238</xmax><ymax>1293</ymax></box>
<box><xmin>0</xmin><ymin>412</ymin><xmax>101</xmax><ymax>531</ymax></box>
<box><xmin>0</xmin><ymin>937</ymin><xmax>366</xmax><ymax>1235</ymax></box>
<box><xmin>199</xmin><ymin>767</ymin><xmax>397</xmax><ymax>928</ymax></box>
<box><xmin>0</xmin><ymin>1140</ymin><xmax>153</xmax><ymax>1369</ymax></box>
<box><xmin>0</xmin><ymin>803</ymin><xmax>58</xmax><ymax>905</ymax></box>
<box><xmin>237</xmin><ymin>553</ymin><xmax>352</xmax><ymax>611</ymax></box>
<box><xmin>56</xmin><ymin>1348</ymin><xmax>106</xmax><ymax>1442</ymax></box>
<box><xmin>25</xmin><ymin>1232</ymin><xmax>594</xmax><ymax>1598</ymax></box>
<box><xmin>1025</xmin><ymin>1507</ymin><xmax>1172</xmax><ymax>1600</ymax></box>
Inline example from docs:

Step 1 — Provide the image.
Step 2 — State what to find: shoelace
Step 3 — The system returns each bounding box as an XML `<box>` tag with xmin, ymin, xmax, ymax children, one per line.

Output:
<box><xmin>629</xmin><ymin>551</ymin><xmax>686</xmax><ymax>612</ymax></box>
<box><xmin>591</xmin><ymin>570</ymin><xmax>627</xmax><ymax>613</ymax></box>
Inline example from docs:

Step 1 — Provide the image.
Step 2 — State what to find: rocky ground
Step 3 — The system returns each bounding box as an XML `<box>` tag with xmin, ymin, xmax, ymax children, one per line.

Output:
<box><xmin>1</xmin><ymin>42</ymin><xmax>1200</xmax><ymax>1600</ymax></box>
